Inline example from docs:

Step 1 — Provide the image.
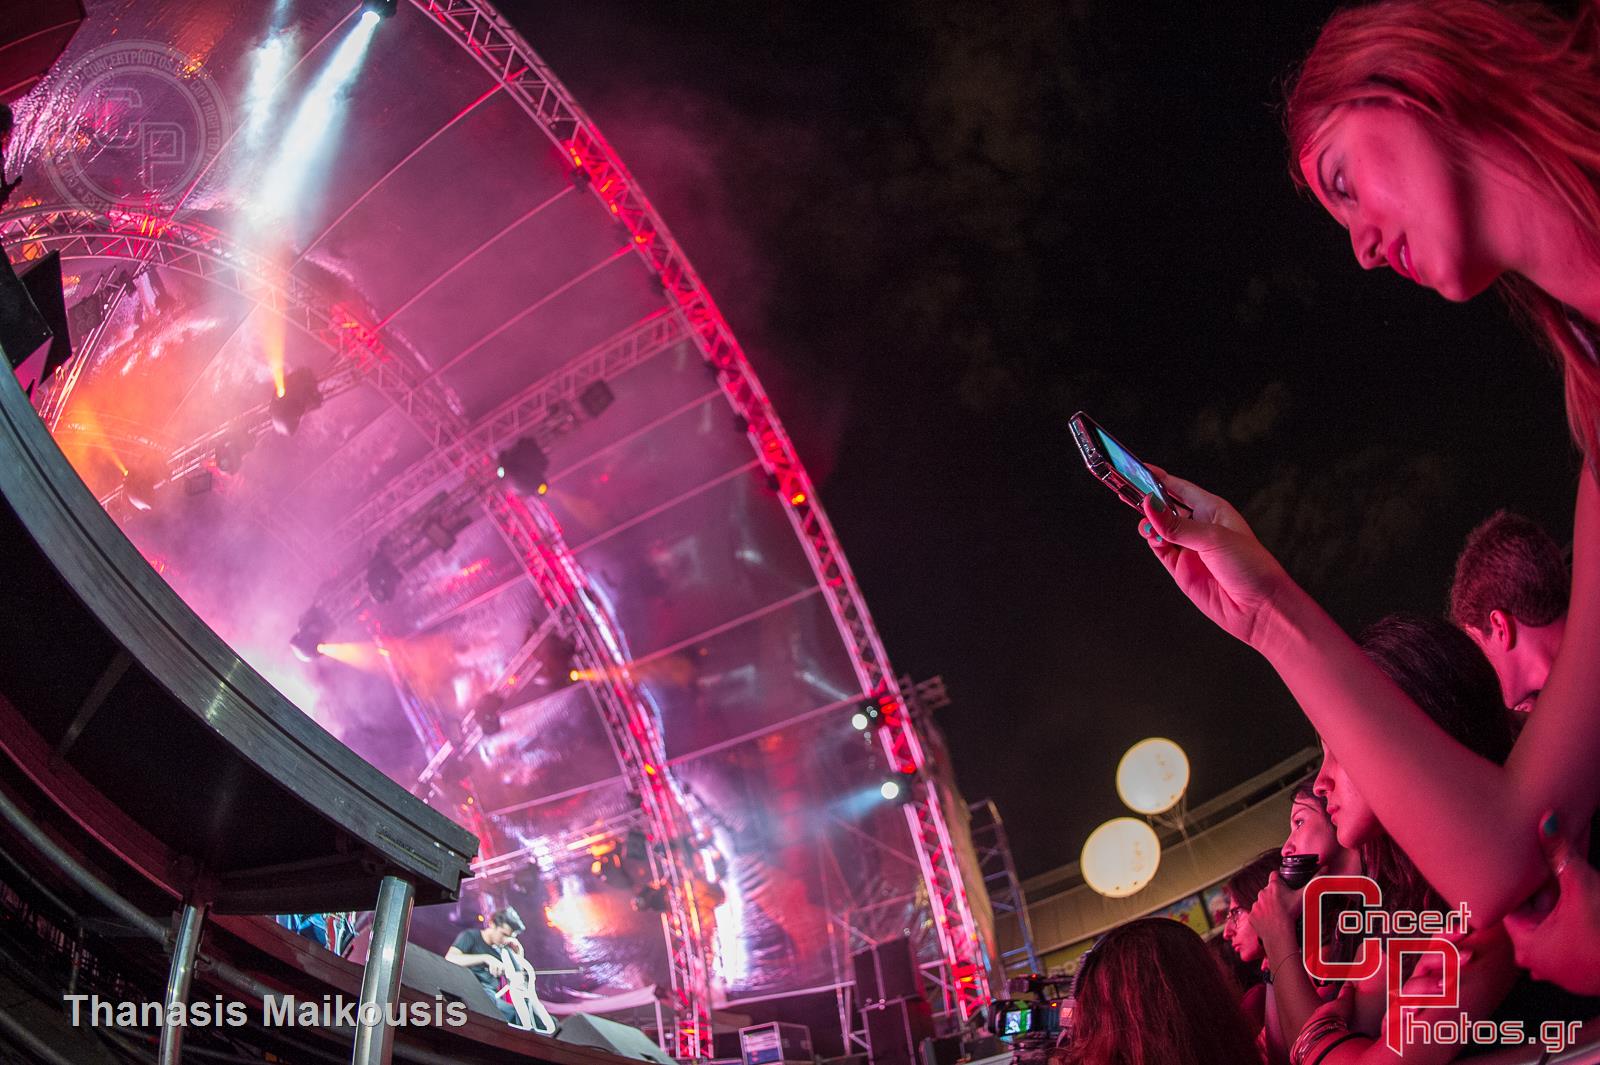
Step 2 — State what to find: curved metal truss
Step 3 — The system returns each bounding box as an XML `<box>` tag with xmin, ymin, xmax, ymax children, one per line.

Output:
<box><xmin>414</xmin><ymin>0</ymin><xmax>995</xmax><ymax>1029</ymax></box>
<box><xmin>0</xmin><ymin>203</ymin><xmax>720</xmax><ymax>1057</ymax></box>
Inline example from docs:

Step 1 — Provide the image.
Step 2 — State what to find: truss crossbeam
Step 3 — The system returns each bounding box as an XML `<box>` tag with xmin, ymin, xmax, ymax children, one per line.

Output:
<box><xmin>408</xmin><ymin>0</ymin><xmax>995</xmax><ymax>1032</ymax></box>
<box><xmin>329</xmin><ymin>308</ymin><xmax>686</xmax><ymax>553</ymax></box>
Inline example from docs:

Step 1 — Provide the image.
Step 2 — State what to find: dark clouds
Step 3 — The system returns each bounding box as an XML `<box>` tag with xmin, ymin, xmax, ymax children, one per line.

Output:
<box><xmin>506</xmin><ymin>0</ymin><xmax>1582</xmax><ymax>877</ymax></box>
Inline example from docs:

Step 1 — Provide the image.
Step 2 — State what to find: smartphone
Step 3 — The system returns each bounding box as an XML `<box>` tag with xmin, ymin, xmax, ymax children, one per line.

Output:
<box><xmin>1068</xmin><ymin>411</ymin><xmax>1186</xmax><ymax>514</ymax></box>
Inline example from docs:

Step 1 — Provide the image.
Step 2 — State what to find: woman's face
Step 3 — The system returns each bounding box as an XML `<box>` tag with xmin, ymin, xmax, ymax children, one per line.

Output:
<box><xmin>1282</xmin><ymin>797</ymin><xmax>1341</xmax><ymax>866</ymax></box>
<box><xmin>1222</xmin><ymin>897</ymin><xmax>1263</xmax><ymax>964</ymax></box>
<box><xmin>1312</xmin><ymin>744</ymin><xmax>1380</xmax><ymax>849</ymax></box>
<box><xmin>1299</xmin><ymin>103</ymin><xmax>1502</xmax><ymax>302</ymax></box>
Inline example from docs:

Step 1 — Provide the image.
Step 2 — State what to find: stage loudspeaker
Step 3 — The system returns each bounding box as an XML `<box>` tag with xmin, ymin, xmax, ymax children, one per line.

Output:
<box><xmin>1</xmin><ymin>253</ymin><xmax>62</xmax><ymax>396</ymax></box>
<box><xmin>396</xmin><ymin>944</ymin><xmax>503</xmax><ymax>1021</ymax></box>
<box><xmin>863</xmin><ymin>998</ymin><xmax>933</xmax><ymax>1065</ymax></box>
<box><xmin>851</xmin><ymin>936</ymin><xmax>920</xmax><ymax>1004</ymax></box>
<box><xmin>919</xmin><ymin>1034</ymin><xmax>962</xmax><ymax>1065</ymax></box>
<box><xmin>557</xmin><ymin>1012</ymin><xmax>677</xmax><ymax>1065</ymax></box>
<box><xmin>0</xmin><ymin>0</ymin><xmax>84</xmax><ymax>103</ymax></box>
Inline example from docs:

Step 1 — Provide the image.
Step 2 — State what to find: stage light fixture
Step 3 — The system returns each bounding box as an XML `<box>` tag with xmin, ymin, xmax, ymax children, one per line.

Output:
<box><xmin>495</xmin><ymin>436</ymin><xmax>549</xmax><ymax>496</ymax></box>
<box><xmin>362</xmin><ymin>0</ymin><xmax>397</xmax><ymax>19</ymax></box>
<box><xmin>853</xmin><ymin>702</ymin><xmax>881</xmax><ymax>731</ymax></box>
<box><xmin>269</xmin><ymin>367</ymin><xmax>323</xmax><ymax>436</ymax></box>
<box><xmin>633</xmin><ymin>883</ymin><xmax>669</xmax><ymax>914</ymax></box>
<box><xmin>123</xmin><ymin>465</ymin><xmax>162</xmax><ymax>512</ymax></box>
<box><xmin>535</xmin><ymin>634</ymin><xmax>578</xmax><ymax>689</ymax></box>
<box><xmin>850</xmin><ymin>711</ymin><xmax>870</xmax><ymax>731</ymax></box>
<box><xmin>421</xmin><ymin>517</ymin><xmax>456</xmax><ymax>552</ymax></box>
<box><xmin>578</xmin><ymin>379</ymin><xmax>614</xmax><ymax>418</ymax></box>
<box><xmin>475</xmin><ymin>693</ymin><xmax>505</xmax><ymax>737</ymax></box>
<box><xmin>291</xmin><ymin>607</ymin><xmax>332</xmax><ymax>663</ymax></box>
<box><xmin>880</xmin><ymin>772</ymin><xmax>915</xmax><ymax>804</ymax></box>
<box><xmin>214</xmin><ymin>432</ymin><xmax>253</xmax><ymax>474</ymax></box>
<box><xmin>367</xmin><ymin>551</ymin><xmax>403</xmax><ymax>603</ymax></box>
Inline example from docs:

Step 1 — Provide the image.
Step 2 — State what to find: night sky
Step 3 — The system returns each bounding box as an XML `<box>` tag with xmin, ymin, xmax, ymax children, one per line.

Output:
<box><xmin>502</xmin><ymin>0</ymin><xmax>1585</xmax><ymax>879</ymax></box>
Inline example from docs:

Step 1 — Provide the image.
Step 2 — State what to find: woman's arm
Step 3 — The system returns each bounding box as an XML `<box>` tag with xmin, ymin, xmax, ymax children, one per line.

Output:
<box><xmin>1253</xmin><ymin>876</ymin><xmax>1333</xmax><ymax>1041</ymax></box>
<box><xmin>1259</xmin><ymin>580</ymin><xmax>1543</xmax><ymax>921</ymax></box>
<box><xmin>1310</xmin><ymin>926</ymin><xmax>1517</xmax><ymax>1065</ymax></box>
<box><xmin>1501</xmin><ymin>466</ymin><xmax>1600</xmax><ymax>867</ymax></box>
<box><xmin>1264</xmin><ymin>985</ymin><xmax>1292</xmax><ymax>1065</ymax></box>
<box><xmin>1140</xmin><ymin>467</ymin><xmax>1600</xmax><ymax>923</ymax></box>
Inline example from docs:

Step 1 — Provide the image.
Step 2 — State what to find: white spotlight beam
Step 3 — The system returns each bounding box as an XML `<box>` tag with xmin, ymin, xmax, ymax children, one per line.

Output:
<box><xmin>253</xmin><ymin>15</ymin><xmax>380</xmax><ymax>224</ymax></box>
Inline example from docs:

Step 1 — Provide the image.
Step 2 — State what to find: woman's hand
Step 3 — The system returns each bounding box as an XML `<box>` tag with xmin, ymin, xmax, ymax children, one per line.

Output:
<box><xmin>1251</xmin><ymin>873</ymin><xmax>1305</xmax><ymax>970</ymax></box>
<box><xmin>1503</xmin><ymin>811</ymin><xmax>1600</xmax><ymax>995</ymax></box>
<box><xmin>1136</xmin><ymin>467</ymin><xmax>1299</xmax><ymax>651</ymax></box>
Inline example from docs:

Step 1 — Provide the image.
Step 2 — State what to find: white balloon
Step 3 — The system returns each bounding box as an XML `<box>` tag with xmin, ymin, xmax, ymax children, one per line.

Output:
<box><xmin>1116</xmin><ymin>737</ymin><xmax>1190</xmax><ymax>815</ymax></box>
<box><xmin>1081</xmin><ymin>817</ymin><xmax>1162</xmax><ymax>898</ymax></box>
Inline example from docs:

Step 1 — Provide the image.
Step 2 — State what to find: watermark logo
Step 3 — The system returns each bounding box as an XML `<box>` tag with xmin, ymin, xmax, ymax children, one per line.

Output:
<box><xmin>39</xmin><ymin>41</ymin><xmax>229</xmax><ymax>211</ymax></box>
<box><xmin>1300</xmin><ymin>876</ymin><xmax>1583</xmax><ymax>1057</ymax></box>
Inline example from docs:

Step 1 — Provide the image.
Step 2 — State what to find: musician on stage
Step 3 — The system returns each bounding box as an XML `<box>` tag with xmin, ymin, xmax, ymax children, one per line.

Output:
<box><xmin>445</xmin><ymin>907</ymin><xmax>525</xmax><ymax>1024</ymax></box>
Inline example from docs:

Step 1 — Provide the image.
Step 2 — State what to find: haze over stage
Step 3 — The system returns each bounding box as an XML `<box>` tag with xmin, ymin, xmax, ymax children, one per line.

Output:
<box><xmin>0</xmin><ymin>0</ymin><xmax>996</xmax><ymax>1055</ymax></box>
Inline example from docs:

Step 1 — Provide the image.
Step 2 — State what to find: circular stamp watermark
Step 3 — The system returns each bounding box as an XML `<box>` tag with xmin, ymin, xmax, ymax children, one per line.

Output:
<box><xmin>39</xmin><ymin>40</ymin><xmax>229</xmax><ymax>211</ymax></box>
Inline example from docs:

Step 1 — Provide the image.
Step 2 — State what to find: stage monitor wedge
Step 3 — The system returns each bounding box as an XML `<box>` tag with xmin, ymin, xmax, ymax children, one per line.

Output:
<box><xmin>557</xmin><ymin>1012</ymin><xmax>678</xmax><ymax>1065</ymax></box>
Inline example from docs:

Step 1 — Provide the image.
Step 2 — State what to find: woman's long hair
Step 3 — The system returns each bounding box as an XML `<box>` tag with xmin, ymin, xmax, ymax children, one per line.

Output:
<box><xmin>1285</xmin><ymin>0</ymin><xmax>1600</xmax><ymax>462</ymax></box>
<box><xmin>1063</xmin><ymin>918</ymin><xmax>1262</xmax><ymax>1065</ymax></box>
<box><xmin>1226</xmin><ymin>847</ymin><xmax>1281</xmax><ymax>913</ymax></box>
<box><xmin>1356</xmin><ymin>614</ymin><xmax>1516</xmax><ymax>914</ymax></box>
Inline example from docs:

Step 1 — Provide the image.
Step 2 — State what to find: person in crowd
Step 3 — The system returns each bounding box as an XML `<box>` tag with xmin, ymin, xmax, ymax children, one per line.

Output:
<box><xmin>1135</xmin><ymin>0</ymin><xmax>1600</xmax><ymax>994</ymax></box>
<box><xmin>1251</xmin><ymin>615</ymin><xmax>1521</xmax><ymax>1063</ymax></box>
<box><xmin>1210</xmin><ymin>932</ymin><xmax>1265</xmax><ymax>1010</ymax></box>
<box><xmin>1281</xmin><ymin>781</ymin><xmax>1360</xmax><ymax>877</ymax></box>
<box><xmin>1225</xmin><ymin>848</ymin><xmax>1282</xmax><ymax>978</ymax></box>
<box><xmin>1504</xmin><ymin>817</ymin><xmax>1600</xmax><ymax>996</ymax></box>
<box><xmin>1224</xmin><ymin>849</ymin><xmax>1286</xmax><ymax>1061</ymax></box>
<box><xmin>1251</xmin><ymin>783</ymin><xmax>1360</xmax><ymax>1064</ymax></box>
<box><xmin>1058</xmin><ymin>917</ymin><xmax>1262</xmax><ymax>1065</ymax></box>
<box><xmin>446</xmin><ymin>907</ymin><xmax>526</xmax><ymax>1024</ymax></box>
<box><xmin>1448</xmin><ymin>509</ymin><xmax>1569</xmax><ymax>719</ymax></box>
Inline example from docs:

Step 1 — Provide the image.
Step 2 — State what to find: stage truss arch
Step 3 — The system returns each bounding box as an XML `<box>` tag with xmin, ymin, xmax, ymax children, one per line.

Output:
<box><xmin>410</xmin><ymin>0</ymin><xmax>995</xmax><ymax>1026</ymax></box>
<box><xmin>5</xmin><ymin>2</ymin><xmax>996</xmax><ymax>1053</ymax></box>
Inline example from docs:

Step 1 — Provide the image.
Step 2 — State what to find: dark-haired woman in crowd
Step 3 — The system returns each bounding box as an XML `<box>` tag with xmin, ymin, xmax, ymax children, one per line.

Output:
<box><xmin>1282</xmin><ymin>781</ymin><xmax>1359</xmax><ymax>880</ymax></box>
<box><xmin>1244</xmin><ymin>785</ymin><xmax>1360</xmax><ymax>1063</ymax></box>
<box><xmin>1138</xmin><ymin>0</ymin><xmax>1600</xmax><ymax>992</ymax></box>
<box><xmin>1058</xmin><ymin>917</ymin><xmax>1262</xmax><ymax>1065</ymax></box>
<box><xmin>1224</xmin><ymin>849</ymin><xmax>1296</xmax><ymax>1063</ymax></box>
<box><xmin>1251</xmin><ymin>616</ymin><xmax>1521</xmax><ymax>1063</ymax></box>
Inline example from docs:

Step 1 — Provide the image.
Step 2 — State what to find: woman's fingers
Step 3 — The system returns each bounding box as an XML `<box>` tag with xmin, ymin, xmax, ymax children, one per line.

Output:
<box><xmin>1145</xmin><ymin>464</ymin><xmax>1223</xmax><ymax>519</ymax></box>
<box><xmin>1141</xmin><ymin>490</ymin><xmax>1228</xmax><ymax>551</ymax></box>
<box><xmin>1538</xmin><ymin>809</ymin><xmax>1578</xmax><ymax>880</ymax></box>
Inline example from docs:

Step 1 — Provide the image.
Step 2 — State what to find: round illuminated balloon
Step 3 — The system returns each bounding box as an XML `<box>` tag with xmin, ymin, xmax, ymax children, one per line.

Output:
<box><xmin>1080</xmin><ymin>817</ymin><xmax>1161</xmax><ymax>898</ymax></box>
<box><xmin>1115</xmin><ymin>737</ymin><xmax>1190</xmax><ymax>815</ymax></box>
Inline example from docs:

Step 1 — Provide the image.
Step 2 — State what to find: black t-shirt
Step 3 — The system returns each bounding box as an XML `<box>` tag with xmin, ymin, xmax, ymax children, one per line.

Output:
<box><xmin>451</xmin><ymin>929</ymin><xmax>506</xmax><ymax>995</ymax></box>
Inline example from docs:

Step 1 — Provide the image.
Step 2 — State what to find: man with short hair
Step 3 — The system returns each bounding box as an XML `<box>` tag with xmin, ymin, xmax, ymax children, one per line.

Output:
<box><xmin>1448</xmin><ymin>509</ymin><xmax>1569</xmax><ymax>717</ymax></box>
<box><xmin>446</xmin><ymin>907</ymin><xmax>525</xmax><ymax>1024</ymax></box>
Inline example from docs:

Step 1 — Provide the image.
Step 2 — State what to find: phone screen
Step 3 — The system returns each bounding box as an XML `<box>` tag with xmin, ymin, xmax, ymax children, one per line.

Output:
<box><xmin>1091</xmin><ymin>426</ymin><xmax>1163</xmax><ymax>501</ymax></box>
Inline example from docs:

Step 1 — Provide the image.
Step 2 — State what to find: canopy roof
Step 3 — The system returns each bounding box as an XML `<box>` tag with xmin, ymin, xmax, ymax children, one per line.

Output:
<box><xmin>3</xmin><ymin>0</ymin><xmax>964</xmax><ymax>1012</ymax></box>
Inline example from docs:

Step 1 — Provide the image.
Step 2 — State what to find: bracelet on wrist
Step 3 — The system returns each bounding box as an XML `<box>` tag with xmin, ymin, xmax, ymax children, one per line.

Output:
<box><xmin>1269</xmin><ymin>947</ymin><xmax>1303</xmax><ymax>975</ymax></box>
<box><xmin>1308</xmin><ymin>1032</ymin><xmax>1363</xmax><ymax>1065</ymax></box>
<box><xmin>1289</xmin><ymin>1014</ymin><xmax>1350</xmax><ymax>1065</ymax></box>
